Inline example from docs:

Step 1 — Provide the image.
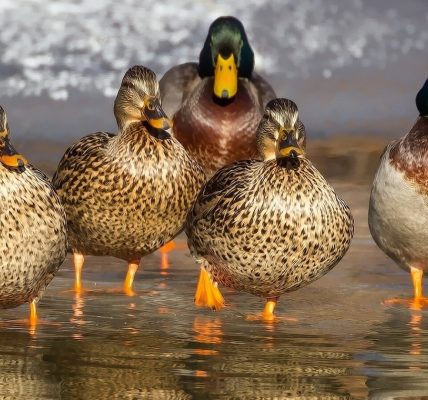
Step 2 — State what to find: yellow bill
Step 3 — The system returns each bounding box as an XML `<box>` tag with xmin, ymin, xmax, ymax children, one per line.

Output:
<box><xmin>214</xmin><ymin>54</ymin><xmax>238</xmax><ymax>99</ymax></box>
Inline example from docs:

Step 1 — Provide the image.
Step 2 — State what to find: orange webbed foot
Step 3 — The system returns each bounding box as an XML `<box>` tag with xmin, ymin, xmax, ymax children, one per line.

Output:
<box><xmin>383</xmin><ymin>297</ymin><xmax>428</xmax><ymax>310</ymax></box>
<box><xmin>194</xmin><ymin>267</ymin><xmax>225</xmax><ymax>311</ymax></box>
<box><xmin>384</xmin><ymin>267</ymin><xmax>428</xmax><ymax>310</ymax></box>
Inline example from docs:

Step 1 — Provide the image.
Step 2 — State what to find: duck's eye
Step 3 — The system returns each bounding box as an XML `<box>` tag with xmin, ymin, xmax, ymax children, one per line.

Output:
<box><xmin>146</xmin><ymin>101</ymin><xmax>155</xmax><ymax>111</ymax></box>
<box><xmin>0</xmin><ymin>138</ymin><xmax>5</xmax><ymax>148</ymax></box>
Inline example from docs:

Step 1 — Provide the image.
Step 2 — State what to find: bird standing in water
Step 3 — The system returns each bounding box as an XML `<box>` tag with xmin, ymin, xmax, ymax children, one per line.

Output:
<box><xmin>186</xmin><ymin>98</ymin><xmax>354</xmax><ymax>320</ymax></box>
<box><xmin>160</xmin><ymin>16</ymin><xmax>276</xmax><ymax>175</ymax></box>
<box><xmin>369</xmin><ymin>78</ymin><xmax>428</xmax><ymax>307</ymax></box>
<box><xmin>53</xmin><ymin>66</ymin><xmax>205</xmax><ymax>295</ymax></box>
<box><xmin>0</xmin><ymin>106</ymin><xmax>67</xmax><ymax>326</ymax></box>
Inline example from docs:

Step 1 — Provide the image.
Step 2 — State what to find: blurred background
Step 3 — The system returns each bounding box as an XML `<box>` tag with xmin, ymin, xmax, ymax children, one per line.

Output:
<box><xmin>0</xmin><ymin>0</ymin><xmax>427</xmax><ymax>173</ymax></box>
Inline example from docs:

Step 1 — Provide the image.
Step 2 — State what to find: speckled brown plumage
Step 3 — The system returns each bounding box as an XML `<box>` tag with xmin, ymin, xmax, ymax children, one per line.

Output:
<box><xmin>389</xmin><ymin>117</ymin><xmax>428</xmax><ymax>196</ymax></box>
<box><xmin>53</xmin><ymin>122</ymin><xmax>205</xmax><ymax>261</ymax></box>
<box><xmin>186</xmin><ymin>98</ymin><xmax>353</xmax><ymax>303</ymax></box>
<box><xmin>52</xmin><ymin>67</ymin><xmax>205</xmax><ymax>270</ymax></box>
<box><xmin>0</xmin><ymin>141</ymin><xmax>67</xmax><ymax>309</ymax></box>
<box><xmin>187</xmin><ymin>158</ymin><xmax>353</xmax><ymax>298</ymax></box>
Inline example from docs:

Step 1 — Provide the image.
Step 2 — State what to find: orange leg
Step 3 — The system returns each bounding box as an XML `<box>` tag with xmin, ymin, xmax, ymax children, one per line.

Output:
<box><xmin>160</xmin><ymin>241</ymin><xmax>176</xmax><ymax>270</ymax></box>
<box><xmin>124</xmin><ymin>259</ymin><xmax>140</xmax><ymax>296</ymax></box>
<box><xmin>73</xmin><ymin>253</ymin><xmax>84</xmax><ymax>294</ymax></box>
<box><xmin>411</xmin><ymin>267</ymin><xmax>423</xmax><ymax>299</ymax></box>
<box><xmin>246</xmin><ymin>297</ymin><xmax>297</xmax><ymax>323</ymax></box>
<box><xmin>384</xmin><ymin>266</ymin><xmax>428</xmax><ymax>309</ymax></box>
<box><xmin>29</xmin><ymin>300</ymin><xmax>37</xmax><ymax>327</ymax></box>
<box><xmin>262</xmin><ymin>297</ymin><xmax>278</xmax><ymax>321</ymax></box>
<box><xmin>194</xmin><ymin>267</ymin><xmax>225</xmax><ymax>311</ymax></box>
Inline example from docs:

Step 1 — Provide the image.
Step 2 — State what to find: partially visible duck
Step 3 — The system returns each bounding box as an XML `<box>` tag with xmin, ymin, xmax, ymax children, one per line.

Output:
<box><xmin>53</xmin><ymin>66</ymin><xmax>205</xmax><ymax>295</ymax></box>
<box><xmin>369</xmin><ymin>77</ymin><xmax>428</xmax><ymax>307</ymax></box>
<box><xmin>0</xmin><ymin>106</ymin><xmax>67</xmax><ymax>326</ymax></box>
<box><xmin>186</xmin><ymin>98</ymin><xmax>353</xmax><ymax>320</ymax></box>
<box><xmin>160</xmin><ymin>16</ymin><xmax>276</xmax><ymax>174</ymax></box>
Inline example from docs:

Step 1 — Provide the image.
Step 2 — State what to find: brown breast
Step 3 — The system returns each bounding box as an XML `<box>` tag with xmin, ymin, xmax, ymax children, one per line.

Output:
<box><xmin>389</xmin><ymin>117</ymin><xmax>428</xmax><ymax>194</ymax></box>
<box><xmin>172</xmin><ymin>77</ymin><xmax>262</xmax><ymax>174</ymax></box>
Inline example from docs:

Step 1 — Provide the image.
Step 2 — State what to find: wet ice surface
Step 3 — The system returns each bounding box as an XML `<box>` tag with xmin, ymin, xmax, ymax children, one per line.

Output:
<box><xmin>1</xmin><ymin>183</ymin><xmax>428</xmax><ymax>399</ymax></box>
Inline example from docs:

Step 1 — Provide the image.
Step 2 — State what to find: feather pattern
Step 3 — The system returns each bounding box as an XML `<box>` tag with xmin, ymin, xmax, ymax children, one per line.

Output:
<box><xmin>0</xmin><ymin>162</ymin><xmax>67</xmax><ymax>308</ymax></box>
<box><xmin>53</xmin><ymin>123</ymin><xmax>205</xmax><ymax>261</ymax></box>
<box><xmin>187</xmin><ymin>149</ymin><xmax>353</xmax><ymax>298</ymax></box>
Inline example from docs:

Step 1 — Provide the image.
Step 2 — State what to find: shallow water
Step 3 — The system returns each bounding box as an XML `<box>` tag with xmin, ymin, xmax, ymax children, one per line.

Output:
<box><xmin>1</xmin><ymin>183</ymin><xmax>428</xmax><ymax>399</ymax></box>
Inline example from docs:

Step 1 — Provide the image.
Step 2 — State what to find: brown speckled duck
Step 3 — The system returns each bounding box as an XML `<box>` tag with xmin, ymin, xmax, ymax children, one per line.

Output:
<box><xmin>186</xmin><ymin>98</ymin><xmax>354</xmax><ymax>320</ymax></box>
<box><xmin>0</xmin><ymin>106</ymin><xmax>67</xmax><ymax>325</ymax></box>
<box><xmin>160</xmin><ymin>16</ymin><xmax>276</xmax><ymax>174</ymax></box>
<box><xmin>369</xmin><ymin>78</ymin><xmax>428</xmax><ymax>307</ymax></box>
<box><xmin>53</xmin><ymin>66</ymin><xmax>205</xmax><ymax>295</ymax></box>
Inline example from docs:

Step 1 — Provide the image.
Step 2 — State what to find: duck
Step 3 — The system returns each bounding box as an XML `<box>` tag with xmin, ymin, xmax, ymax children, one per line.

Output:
<box><xmin>52</xmin><ymin>65</ymin><xmax>205</xmax><ymax>295</ymax></box>
<box><xmin>0</xmin><ymin>106</ymin><xmax>67</xmax><ymax>325</ymax></box>
<box><xmin>186</xmin><ymin>98</ymin><xmax>354</xmax><ymax>320</ymax></box>
<box><xmin>160</xmin><ymin>16</ymin><xmax>276</xmax><ymax>175</ymax></box>
<box><xmin>369</xmin><ymin>77</ymin><xmax>428</xmax><ymax>307</ymax></box>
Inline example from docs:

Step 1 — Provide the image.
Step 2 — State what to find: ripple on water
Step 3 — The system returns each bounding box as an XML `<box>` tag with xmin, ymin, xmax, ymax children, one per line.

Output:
<box><xmin>1</xmin><ymin>208</ymin><xmax>428</xmax><ymax>398</ymax></box>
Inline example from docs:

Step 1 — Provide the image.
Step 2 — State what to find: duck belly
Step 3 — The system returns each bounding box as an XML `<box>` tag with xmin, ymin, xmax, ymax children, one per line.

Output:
<box><xmin>65</xmin><ymin>161</ymin><xmax>202</xmax><ymax>261</ymax></box>
<box><xmin>67</xmin><ymin>198</ymin><xmax>185</xmax><ymax>261</ymax></box>
<box><xmin>369</xmin><ymin>155</ymin><xmax>428</xmax><ymax>272</ymax></box>
<box><xmin>0</xmin><ymin>177</ymin><xmax>67</xmax><ymax>308</ymax></box>
<box><xmin>190</xmin><ymin>180</ymin><xmax>353</xmax><ymax>298</ymax></box>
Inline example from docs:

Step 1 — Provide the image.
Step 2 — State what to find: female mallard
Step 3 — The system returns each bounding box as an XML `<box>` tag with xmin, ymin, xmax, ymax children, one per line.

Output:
<box><xmin>53</xmin><ymin>66</ymin><xmax>205</xmax><ymax>295</ymax></box>
<box><xmin>160</xmin><ymin>16</ymin><xmax>276</xmax><ymax>174</ymax></box>
<box><xmin>369</xmin><ymin>77</ymin><xmax>428</xmax><ymax>307</ymax></box>
<box><xmin>0</xmin><ymin>106</ymin><xmax>67</xmax><ymax>325</ymax></box>
<box><xmin>186</xmin><ymin>98</ymin><xmax>354</xmax><ymax>320</ymax></box>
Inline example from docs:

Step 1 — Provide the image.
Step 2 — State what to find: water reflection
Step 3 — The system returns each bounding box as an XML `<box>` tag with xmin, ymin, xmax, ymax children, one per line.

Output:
<box><xmin>0</xmin><ymin>331</ymin><xmax>60</xmax><ymax>399</ymax></box>
<box><xmin>2</xmin><ymin>188</ymin><xmax>428</xmax><ymax>399</ymax></box>
<box><xmin>365</xmin><ymin>306</ymin><xmax>428</xmax><ymax>398</ymax></box>
<box><xmin>179</xmin><ymin>314</ymin><xmax>364</xmax><ymax>399</ymax></box>
<box><xmin>41</xmin><ymin>330</ymin><xmax>191</xmax><ymax>399</ymax></box>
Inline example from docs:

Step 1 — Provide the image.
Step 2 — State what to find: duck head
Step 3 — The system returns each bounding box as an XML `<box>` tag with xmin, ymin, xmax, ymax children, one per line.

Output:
<box><xmin>256</xmin><ymin>98</ymin><xmax>307</xmax><ymax>165</ymax></box>
<box><xmin>114</xmin><ymin>65</ymin><xmax>172</xmax><ymax>132</ymax></box>
<box><xmin>0</xmin><ymin>106</ymin><xmax>27</xmax><ymax>172</ymax></box>
<box><xmin>416</xmin><ymin>78</ymin><xmax>428</xmax><ymax>117</ymax></box>
<box><xmin>199</xmin><ymin>16</ymin><xmax>254</xmax><ymax>100</ymax></box>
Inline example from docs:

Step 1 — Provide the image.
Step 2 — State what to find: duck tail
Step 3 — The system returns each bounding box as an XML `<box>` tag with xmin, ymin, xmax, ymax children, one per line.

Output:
<box><xmin>194</xmin><ymin>266</ymin><xmax>225</xmax><ymax>311</ymax></box>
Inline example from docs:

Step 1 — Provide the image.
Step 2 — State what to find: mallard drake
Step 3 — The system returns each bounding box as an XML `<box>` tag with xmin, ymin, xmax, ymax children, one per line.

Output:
<box><xmin>0</xmin><ymin>106</ymin><xmax>67</xmax><ymax>325</ymax></box>
<box><xmin>53</xmin><ymin>66</ymin><xmax>205</xmax><ymax>295</ymax></box>
<box><xmin>160</xmin><ymin>16</ymin><xmax>276</xmax><ymax>174</ymax></box>
<box><xmin>369</xmin><ymin>77</ymin><xmax>428</xmax><ymax>307</ymax></box>
<box><xmin>186</xmin><ymin>98</ymin><xmax>354</xmax><ymax>320</ymax></box>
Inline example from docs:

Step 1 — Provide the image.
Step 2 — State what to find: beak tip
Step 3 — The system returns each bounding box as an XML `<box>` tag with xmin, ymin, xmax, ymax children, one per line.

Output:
<box><xmin>221</xmin><ymin>90</ymin><xmax>229</xmax><ymax>99</ymax></box>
